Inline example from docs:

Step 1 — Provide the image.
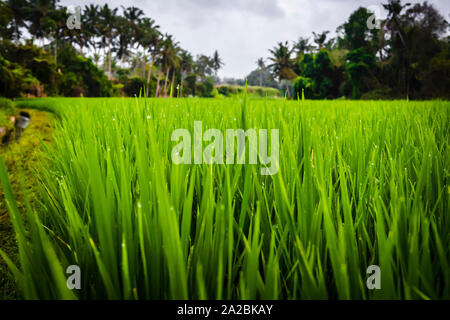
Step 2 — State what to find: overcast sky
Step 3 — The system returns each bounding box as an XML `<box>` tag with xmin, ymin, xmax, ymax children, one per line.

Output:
<box><xmin>62</xmin><ymin>0</ymin><xmax>450</xmax><ymax>78</ymax></box>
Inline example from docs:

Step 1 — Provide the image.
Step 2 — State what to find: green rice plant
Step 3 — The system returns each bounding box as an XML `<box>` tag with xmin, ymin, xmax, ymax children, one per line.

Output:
<box><xmin>0</xmin><ymin>97</ymin><xmax>449</xmax><ymax>299</ymax></box>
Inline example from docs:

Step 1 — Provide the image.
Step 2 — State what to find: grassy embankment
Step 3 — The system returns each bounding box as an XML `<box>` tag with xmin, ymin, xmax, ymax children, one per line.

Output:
<box><xmin>0</xmin><ymin>101</ymin><xmax>55</xmax><ymax>299</ymax></box>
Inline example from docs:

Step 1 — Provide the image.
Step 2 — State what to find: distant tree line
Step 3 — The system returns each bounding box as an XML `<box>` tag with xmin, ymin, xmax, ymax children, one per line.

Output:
<box><xmin>1</xmin><ymin>0</ymin><xmax>448</xmax><ymax>100</ymax></box>
<box><xmin>0</xmin><ymin>0</ymin><xmax>224</xmax><ymax>98</ymax></box>
<box><xmin>247</xmin><ymin>0</ymin><xmax>450</xmax><ymax>100</ymax></box>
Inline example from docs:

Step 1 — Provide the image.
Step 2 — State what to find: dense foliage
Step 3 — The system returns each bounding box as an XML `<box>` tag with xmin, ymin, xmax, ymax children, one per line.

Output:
<box><xmin>0</xmin><ymin>0</ymin><xmax>224</xmax><ymax>98</ymax></box>
<box><xmin>255</xmin><ymin>1</ymin><xmax>450</xmax><ymax>100</ymax></box>
<box><xmin>1</xmin><ymin>0</ymin><xmax>448</xmax><ymax>99</ymax></box>
<box><xmin>0</xmin><ymin>40</ymin><xmax>116</xmax><ymax>97</ymax></box>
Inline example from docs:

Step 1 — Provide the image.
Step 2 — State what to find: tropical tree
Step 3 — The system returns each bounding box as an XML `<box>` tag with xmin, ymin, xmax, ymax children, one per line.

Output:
<box><xmin>346</xmin><ymin>47</ymin><xmax>377</xmax><ymax>98</ymax></box>
<box><xmin>158</xmin><ymin>34</ymin><xmax>179</xmax><ymax>97</ymax></box>
<box><xmin>179</xmin><ymin>49</ymin><xmax>194</xmax><ymax>97</ymax></box>
<box><xmin>0</xmin><ymin>1</ymin><xmax>14</xmax><ymax>39</ymax></box>
<box><xmin>114</xmin><ymin>15</ymin><xmax>132</xmax><ymax>66</ymax></box>
<box><xmin>137</xmin><ymin>17</ymin><xmax>160</xmax><ymax>97</ymax></box>
<box><xmin>122</xmin><ymin>6</ymin><xmax>144</xmax><ymax>30</ymax></box>
<box><xmin>6</xmin><ymin>0</ymin><xmax>29</xmax><ymax>41</ymax></box>
<box><xmin>293</xmin><ymin>37</ymin><xmax>312</xmax><ymax>55</ymax></box>
<box><xmin>83</xmin><ymin>4</ymin><xmax>100</xmax><ymax>61</ymax></box>
<box><xmin>120</xmin><ymin>6</ymin><xmax>144</xmax><ymax>67</ymax></box>
<box><xmin>382</xmin><ymin>0</ymin><xmax>448</xmax><ymax>98</ymax></box>
<box><xmin>50</xmin><ymin>6</ymin><xmax>69</xmax><ymax>64</ymax></box>
<box><xmin>337</xmin><ymin>7</ymin><xmax>379</xmax><ymax>52</ymax></box>
<box><xmin>194</xmin><ymin>54</ymin><xmax>214</xmax><ymax>79</ymax></box>
<box><xmin>97</xmin><ymin>4</ymin><xmax>118</xmax><ymax>79</ymax></box>
<box><xmin>26</xmin><ymin>0</ymin><xmax>58</xmax><ymax>46</ymax></box>
<box><xmin>312</xmin><ymin>31</ymin><xmax>330</xmax><ymax>50</ymax></box>
<box><xmin>268</xmin><ymin>41</ymin><xmax>297</xmax><ymax>82</ymax></box>
<box><xmin>212</xmin><ymin>50</ymin><xmax>224</xmax><ymax>76</ymax></box>
<box><xmin>256</xmin><ymin>57</ymin><xmax>265</xmax><ymax>87</ymax></box>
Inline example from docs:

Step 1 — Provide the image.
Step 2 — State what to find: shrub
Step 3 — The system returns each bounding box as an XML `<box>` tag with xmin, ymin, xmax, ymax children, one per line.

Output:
<box><xmin>0</xmin><ymin>55</ymin><xmax>43</xmax><ymax>98</ymax></box>
<box><xmin>123</xmin><ymin>77</ymin><xmax>146</xmax><ymax>97</ymax></box>
<box><xmin>183</xmin><ymin>73</ymin><xmax>197</xmax><ymax>96</ymax></box>
<box><xmin>59</xmin><ymin>71</ymin><xmax>86</xmax><ymax>97</ymax></box>
<box><xmin>0</xmin><ymin>40</ymin><xmax>57</xmax><ymax>97</ymax></box>
<box><xmin>217</xmin><ymin>85</ymin><xmax>240</xmax><ymax>97</ymax></box>
<box><xmin>57</xmin><ymin>44</ymin><xmax>116</xmax><ymax>97</ymax></box>
<box><xmin>361</xmin><ymin>88</ymin><xmax>393</xmax><ymax>100</ymax></box>
<box><xmin>292</xmin><ymin>76</ymin><xmax>314</xmax><ymax>99</ymax></box>
<box><xmin>0</xmin><ymin>98</ymin><xmax>13</xmax><ymax>112</ymax></box>
<box><xmin>0</xmin><ymin>98</ymin><xmax>14</xmax><ymax>128</ymax></box>
<box><xmin>203</xmin><ymin>77</ymin><xmax>215</xmax><ymax>97</ymax></box>
<box><xmin>216</xmin><ymin>85</ymin><xmax>280</xmax><ymax>98</ymax></box>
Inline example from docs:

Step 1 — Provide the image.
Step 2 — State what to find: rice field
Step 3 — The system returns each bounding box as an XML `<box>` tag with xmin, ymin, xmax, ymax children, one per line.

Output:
<box><xmin>0</xmin><ymin>96</ymin><xmax>449</xmax><ymax>299</ymax></box>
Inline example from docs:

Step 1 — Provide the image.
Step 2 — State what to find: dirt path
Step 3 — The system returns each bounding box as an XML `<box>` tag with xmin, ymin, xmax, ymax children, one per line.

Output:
<box><xmin>0</xmin><ymin>108</ymin><xmax>55</xmax><ymax>299</ymax></box>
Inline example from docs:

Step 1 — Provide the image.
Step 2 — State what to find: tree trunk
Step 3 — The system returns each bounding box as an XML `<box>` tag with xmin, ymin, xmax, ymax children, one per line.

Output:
<box><xmin>180</xmin><ymin>70</ymin><xmax>185</xmax><ymax>97</ymax></box>
<box><xmin>107</xmin><ymin>44</ymin><xmax>112</xmax><ymax>80</ymax></box>
<box><xmin>54</xmin><ymin>38</ymin><xmax>57</xmax><ymax>66</ymax></box>
<box><xmin>14</xmin><ymin>24</ymin><xmax>19</xmax><ymax>44</ymax></box>
<box><xmin>146</xmin><ymin>59</ymin><xmax>153</xmax><ymax>97</ymax></box>
<box><xmin>259</xmin><ymin>70</ymin><xmax>262</xmax><ymax>87</ymax></box>
<box><xmin>93</xmin><ymin>46</ymin><xmax>99</xmax><ymax>67</ymax></box>
<box><xmin>155</xmin><ymin>72</ymin><xmax>161</xmax><ymax>97</ymax></box>
<box><xmin>141</xmin><ymin>52</ymin><xmax>146</xmax><ymax>79</ymax></box>
<box><xmin>170</xmin><ymin>72</ymin><xmax>175</xmax><ymax>98</ymax></box>
<box><xmin>163</xmin><ymin>67</ymin><xmax>170</xmax><ymax>96</ymax></box>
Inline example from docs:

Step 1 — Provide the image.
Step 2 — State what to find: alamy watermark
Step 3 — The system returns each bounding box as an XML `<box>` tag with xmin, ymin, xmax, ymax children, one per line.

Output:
<box><xmin>171</xmin><ymin>121</ymin><xmax>279</xmax><ymax>175</ymax></box>
<box><xmin>66</xmin><ymin>265</ymin><xmax>81</xmax><ymax>290</ymax></box>
<box><xmin>366</xmin><ymin>265</ymin><xmax>381</xmax><ymax>290</ymax></box>
<box><xmin>66</xmin><ymin>5</ymin><xmax>81</xmax><ymax>30</ymax></box>
<box><xmin>367</xmin><ymin>5</ymin><xmax>382</xmax><ymax>30</ymax></box>
<box><xmin>65</xmin><ymin>264</ymin><xmax>379</xmax><ymax>291</ymax></box>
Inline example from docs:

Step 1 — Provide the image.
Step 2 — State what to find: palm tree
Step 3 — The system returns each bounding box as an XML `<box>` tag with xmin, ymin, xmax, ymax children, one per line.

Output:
<box><xmin>212</xmin><ymin>50</ymin><xmax>224</xmax><ymax>76</ymax></box>
<box><xmin>170</xmin><ymin>57</ymin><xmax>181</xmax><ymax>97</ymax></box>
<box><xmin>383</xmin><ymin>0</ymin><xmax>410</xmax><ymax>48</ymax></box>
<box><xmin>178</xmin><ymin>49</ymin><xmax>194</xmax><ymax>97</ymax></box>
<box><xmin>137</xmin><ymin>17</ymin><xmax>160</xmax><ymax>97</ymax></box>
<box><xmin>122</xmin><ymin>6</ymin><xmax>144</xmax><ymax>28</ymax></box>
<box><xmin>194</xmin><ymin>54</ymin><xmax>214</xmax><ymax>79</ymax></box>
<box><xmin>114</xmin><ymin>16</ymin><xmax>133</xmax><ymax>66</ymax></box>
<box><xmin>256</xmin><ymin>57</ymin><xmax>265</xmax><ymax>87</ymax></box>
<box><xmin>116</xmin><ymin>20</ymin><xmax>130</xmax><ymax>61</ymax></box>
<box><xmin>293</xmin><ymin>37</ymin><xmax>312</xmax><ymax>55</ymax></box>
<box><xmin>158</xmin><ymin>34</ymin><xmax>180</xmax><ymax>97</ymax></box>
<box><xmin>51</xmin><ymin>6</ymin><xmax>71</xmax><ymax>64</ymax></box>
<box><xmin>268</xmin><ymin>41</ymin><xmax>296</xmax><ymax>82</ymax></box>
<box><xmin>83</xmin><ymin>4</ymin><xmax>100</xmax><ymax>63</ymax></box>
<box><xmin>7</xmin><ymin>0</ymin><xmax>29</xmax><ymax>42</ymax></box>
<box><xmin>312</xmin><ymin>31</ymin><xmax>330</xmax><ymax>50</ymax></box>
<box><xmin>122</xmin><ymin>6</ymin><xmax>144</xmax><ymax>66</ymax></box>
<box><xmin>27</xmin><ymin>0</ymin><xmax>58</xmax><ymax>47</ymax></box>
<box><xmin>382</xmin><ymin>0</ymin><xmax>412</xmax><ymax>97</ymax></box>
<box><xmin>92</xmin><ymin>53</ymin><xmax>101</xmax><ymax>66</ymax></box>
<box><xmin>98</xmin><ymin>4</ymin><xmax>118</xmax><ymax>79</ymax></box>
<box><xmin>58</xmin><ymin>6</ymin><xmax>88</xmax><ymax>57</ymax></box>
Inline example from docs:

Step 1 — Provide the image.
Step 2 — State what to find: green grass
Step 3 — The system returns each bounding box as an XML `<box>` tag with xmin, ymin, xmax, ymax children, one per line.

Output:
<box><xmin>0</xmin><ymin>97</ymin><xmax>449</xmax><ymax>299</ymax></box>
<box><xmin>0</xmin><ymin>107</ymin><xmax>55</xmax><ymax>299</ymax></box>
<box><xmin>0</xmin><ymin>98</ymin><xmax>15</xmax><ymax>128</ymax></box>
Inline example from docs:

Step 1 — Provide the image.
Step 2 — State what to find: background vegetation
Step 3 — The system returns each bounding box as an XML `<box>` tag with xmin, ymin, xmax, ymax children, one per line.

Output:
<box><xmin>0</xmin><ymin>0</ymin><xmax>449</xmax><ymax>99</ymax></box>
<box><xmin>0</xmin><ymin>0</ymin><xmax>224</xmax><ymax>98</ymax></box>
<box><xmin>264</xmin><ymin>1</ymin><xmax>450</xmax><ymax>100</ymax></box>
